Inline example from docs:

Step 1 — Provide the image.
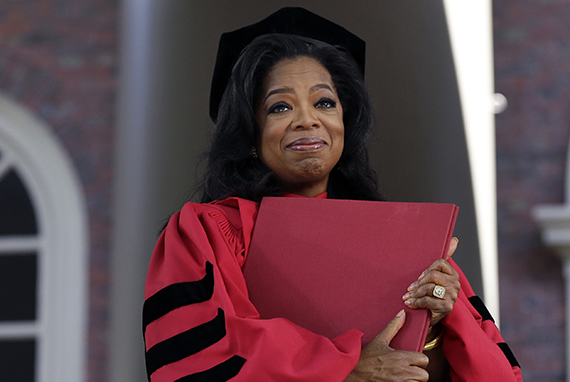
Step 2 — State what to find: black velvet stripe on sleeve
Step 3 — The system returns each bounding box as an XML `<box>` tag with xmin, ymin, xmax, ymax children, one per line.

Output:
<box><xmin>143</xmin><ymin>262</ymin><xmax>214</xmax><ymax>332</ymax></box>
<box><xmin>498</xmin><ymin>342</ymin><xmax>521</xmax><ymax>368</ymax></box>
<box><xmin>468</xmin><ymin>296</ymin><xmax>495</xmax><ymax>323</ymax></box>
<box><xmin>174</xmin><ymin>356</ymin><xmax>247</xmax><ymax>382</ymax></box>
<box><xmin>146</xmin><ymin>308</ymin><xmax>226</xmax><ymax>377</ymax></box>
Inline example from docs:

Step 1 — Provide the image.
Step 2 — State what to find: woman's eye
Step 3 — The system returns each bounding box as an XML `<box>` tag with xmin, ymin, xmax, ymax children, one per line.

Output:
<box><xmin>268</xmin><ymin>103</ymin><xmax>291</xmax><ymax>114</ymax></box>
<box><xmin>316</xmin><ymin>98</ymin><xmax>337</xmax><ymax>109</ymax></box>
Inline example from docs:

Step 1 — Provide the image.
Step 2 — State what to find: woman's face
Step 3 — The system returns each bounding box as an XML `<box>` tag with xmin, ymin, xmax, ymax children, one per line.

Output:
<box><xmin>256</xmin><ymin>56</ymin><xmax>344</xmax><ymax>197</ymax></box>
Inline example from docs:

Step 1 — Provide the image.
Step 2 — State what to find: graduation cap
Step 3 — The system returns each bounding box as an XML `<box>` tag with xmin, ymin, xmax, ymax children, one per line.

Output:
<box><xmin>209</xmin><ymin>7</ymin><xmax>366</xmax><ymax>122</ymax></box>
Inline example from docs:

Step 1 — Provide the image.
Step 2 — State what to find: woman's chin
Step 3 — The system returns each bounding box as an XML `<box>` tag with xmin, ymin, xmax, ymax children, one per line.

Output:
<box><xmin>276</xmin><ymin>160</ymin><xmax>332</xmax><ymax>192</ymax></box>
<box><xmin>297</xmin><ymin>158</ymin><xmax>327</xmax><ymax>177</ymax></box>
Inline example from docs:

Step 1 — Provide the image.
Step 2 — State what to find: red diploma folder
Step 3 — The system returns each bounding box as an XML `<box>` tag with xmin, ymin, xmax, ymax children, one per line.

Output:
<box><xmin>243</xmin><ymin>197</ymin><xmax>458</xmax><ymax>351</ymax></box>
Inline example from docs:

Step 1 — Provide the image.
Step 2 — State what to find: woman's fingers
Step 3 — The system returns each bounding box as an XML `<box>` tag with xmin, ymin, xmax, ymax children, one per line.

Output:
<box><xmin>402</xmin><ymin>242</ymin><xmax>461</xmax><ymax>327</ymax></box>
<box><xmin>366</xmin><ymin>310</ymin><xmax>429</xmax><ymax>370</ymax></box>
<box><xmin>404</xmin><ymin>282</ymin><xmax>458</xmax><ymax>303</ymax></box>
<box><xmin>346</xmin><ymin>310</ymin><xmax>429</xmax><ymax>381</ymax></box>
<box><xmin>446</xmin><ymin>237</ymin><xmax>459</xmax><ymax>260</ymax></box>
<box><xmin>375</xmin><ymin>309</ymin><xmax>406</xmax><ymax>347</ymax></box>
<box><xmin>403</xmin><ymin>267</ymin><xmax>460</xmax><ymax>306</ymax></box>
<box><xmin>406</xmin><ymin>259</ymin><xmax>459</xmax><ymax>293</ymax></box>
<box><xmin>404</xmin><ymin>287</ymin><xmax>454</xmax><ymax>312</ymax></box>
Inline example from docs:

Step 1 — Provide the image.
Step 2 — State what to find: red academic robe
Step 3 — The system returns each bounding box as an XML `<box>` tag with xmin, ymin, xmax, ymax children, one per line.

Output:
<box><xmin>143</xmin><ymin>196</ymin><xmax>522</xmax><ymax>382</ymax></box>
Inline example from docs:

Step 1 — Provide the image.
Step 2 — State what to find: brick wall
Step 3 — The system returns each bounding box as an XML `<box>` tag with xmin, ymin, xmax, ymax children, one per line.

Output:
<box><xmin>494</xmin><ymin>1</ymin><xmax>570</xmax><ymax>381</ymax></box>
<box><xmin>0</xmin><ymin>1</ymin><xmax>117</xmax><ymax>381</ymax></box>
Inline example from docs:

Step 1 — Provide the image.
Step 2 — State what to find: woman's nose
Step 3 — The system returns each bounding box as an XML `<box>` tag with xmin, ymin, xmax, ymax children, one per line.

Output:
<box><xmin>293</xmin><ymin>106</ymin><xmax>320</xmax><ymax>130</ymax></box>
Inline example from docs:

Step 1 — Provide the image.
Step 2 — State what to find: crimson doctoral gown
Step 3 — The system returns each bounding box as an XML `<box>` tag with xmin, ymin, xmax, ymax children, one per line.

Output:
<box><xmin>143</xmin><ymin>196</ymin><xmax>522</xmax><ymax>382</ymax></box>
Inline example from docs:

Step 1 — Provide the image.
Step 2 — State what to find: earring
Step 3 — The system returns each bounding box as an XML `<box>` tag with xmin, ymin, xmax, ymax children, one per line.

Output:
<box><xmin>250</xmin><ymin>147</ymin><xmax>258</xmax><ymax>158</ymax></box>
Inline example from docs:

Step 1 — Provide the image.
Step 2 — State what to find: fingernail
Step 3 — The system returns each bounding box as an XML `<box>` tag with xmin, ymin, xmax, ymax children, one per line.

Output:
<box><xmin>404</xmin><ymin>299</ymin><xmax>413</xmax><ymax>306</ymax></box>
<box><xmin>402</xmin><ymin>293</ymin><xmax>410</xmax><ymax>300</ymax></box>
<box><xmin>408</xmin><ymin>282</ymin><xmax>416</xmax><ymax>291</ymax></box>
<box><xmin>397</xmin><ymin>309</ymin><xmax>405</xmax><ymax>317</ymax></box>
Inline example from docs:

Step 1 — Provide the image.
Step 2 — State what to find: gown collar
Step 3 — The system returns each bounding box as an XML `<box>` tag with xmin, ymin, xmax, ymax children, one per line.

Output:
<box><xmin>280</xmin><ymin>191</ymin><xmax>328</xmax><ymax>199</ymax></box>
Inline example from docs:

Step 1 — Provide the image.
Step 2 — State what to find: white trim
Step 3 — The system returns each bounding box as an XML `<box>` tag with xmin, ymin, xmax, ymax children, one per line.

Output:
<box><xmin>0</xmin><ymin>94</ymin><xmax>89</xmax><ymax>382</ymax></box>
<box><xmin>443</xmin><ymin>1</ymin><xmax>500</xmax><ymax>324</ymax></box>
<box><xmin>0</xmin><ymin>236</ymin><xmax>41</xmax><ymax>253</ymax></box>
<box><xmin>0</xmin><ymin>322</ymin><xmax>39</xmax><ymax>338</ymax></box>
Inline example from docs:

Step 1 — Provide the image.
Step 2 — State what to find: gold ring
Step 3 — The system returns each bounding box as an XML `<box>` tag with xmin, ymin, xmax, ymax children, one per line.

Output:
<box><xmin>433</xmin><ymin>285</ymin><xmax>446</xmax><ymax>299</ymax></box>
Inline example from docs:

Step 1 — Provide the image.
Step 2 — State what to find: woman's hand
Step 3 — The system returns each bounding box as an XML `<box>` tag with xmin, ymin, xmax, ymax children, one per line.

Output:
<box><xmin>402</xmin><ymin>237</ymin><xmax>461</xmax><ymax>328</ymax></box>
<box><xmin>345</xmin><ymin>310</ymin><xmax>429</xmax><ymax>382</ymax></box>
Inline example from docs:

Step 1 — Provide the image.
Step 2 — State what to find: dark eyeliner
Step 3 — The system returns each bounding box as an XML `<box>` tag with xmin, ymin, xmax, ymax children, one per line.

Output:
<box><xmin>316</xmin><ymin>98</ymin><xmax>336</xmax><ymax>108</ymax></box>
<box><xmin>268</xmin><ymin>102</ymin><xmax>291</xmax><ymax>114</ymax></box>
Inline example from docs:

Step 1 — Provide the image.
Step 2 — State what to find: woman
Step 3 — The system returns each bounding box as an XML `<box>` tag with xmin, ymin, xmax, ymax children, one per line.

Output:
<box><xmin>143</xmin><ymin>8</ymin><xmax>522</xmax><ymax>382</ymax></box>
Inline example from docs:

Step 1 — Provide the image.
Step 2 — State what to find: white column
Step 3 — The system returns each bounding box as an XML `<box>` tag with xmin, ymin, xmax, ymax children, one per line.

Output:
<box><xmin>110</xmin><ymin>1</ymin><xmax>204</xmax><ymax>381</ymax></box>
<box><xmin>109</xmin><ymin>1</ymin><xmax>154</xmax><ymax>381</ymax></box>
<box><xmin>443</xmin><ymin>0</ymin><xmax>499</xmax><ymax>323</ymax></box>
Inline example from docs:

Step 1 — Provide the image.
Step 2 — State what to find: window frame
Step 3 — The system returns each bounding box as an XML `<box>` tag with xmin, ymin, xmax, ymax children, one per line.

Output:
<box><xmin>0</xmin><ymin>95</ymin><xmax>88</xmax><ymax>382</ymax></box>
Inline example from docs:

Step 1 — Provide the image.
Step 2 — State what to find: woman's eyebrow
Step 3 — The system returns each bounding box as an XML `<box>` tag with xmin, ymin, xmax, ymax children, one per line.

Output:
<box><xmin>264</xmin><ymin>87</ymin><xmax>293</xmax><ymax>102</ymax></box>
<box><xmin>310</xmin><ymin>83</ymin><xmax>334</xmax><ymax>93</ymax></box>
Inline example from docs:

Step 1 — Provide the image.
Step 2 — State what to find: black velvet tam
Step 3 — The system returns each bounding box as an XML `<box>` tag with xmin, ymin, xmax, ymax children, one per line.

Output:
<box><xmin>209</xmin><ymin>7</ymin><xmax>366</xmax><ymax>122</ymax></box>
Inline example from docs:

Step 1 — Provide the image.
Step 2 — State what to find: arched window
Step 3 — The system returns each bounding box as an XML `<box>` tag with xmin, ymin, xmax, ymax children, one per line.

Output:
<box><xmin>0</xmin><ymin>94</ymin><xmax>88</xmax><ymax>382</ymax></box>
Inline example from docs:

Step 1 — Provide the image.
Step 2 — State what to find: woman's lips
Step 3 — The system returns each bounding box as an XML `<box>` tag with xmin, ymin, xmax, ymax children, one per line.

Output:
<box><xmin>287</xmin><ymin>137</ymin><xmax>327</xmax><ymax>151</ymax></box>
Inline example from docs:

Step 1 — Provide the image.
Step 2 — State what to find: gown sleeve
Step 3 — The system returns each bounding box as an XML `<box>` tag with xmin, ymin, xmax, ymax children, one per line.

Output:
<box><xmin>442</xmin><ymin>259</ymin><xmax>523</xmax><ymax>382</ymax></box>
<box><xmin>143</xmin><ymin>197</ymin><xmax>362</xmax><ymax>382</ymax></box>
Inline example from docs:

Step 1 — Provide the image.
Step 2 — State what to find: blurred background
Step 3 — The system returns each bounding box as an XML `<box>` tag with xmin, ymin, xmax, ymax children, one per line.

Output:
<box><xmin>0</xmin><ymin>0</ymin><xmax>567</xmax><ymax>381</ymax></box>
